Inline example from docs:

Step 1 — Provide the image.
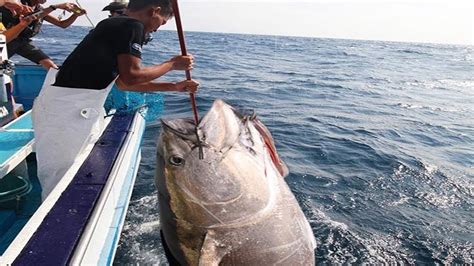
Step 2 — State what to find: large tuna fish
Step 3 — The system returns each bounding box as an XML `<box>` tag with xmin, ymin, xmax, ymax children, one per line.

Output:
<box><xmin>156</xmin><ymin>99</ymin><xmax>316</xmax><ymax>265</ymax></box>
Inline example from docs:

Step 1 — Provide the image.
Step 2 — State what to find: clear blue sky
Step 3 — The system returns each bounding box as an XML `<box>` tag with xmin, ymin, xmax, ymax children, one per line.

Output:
<box><xmin>48</xmin><ymin>0</ymin><xmax>473</xmax><ymax>45</ymax></box>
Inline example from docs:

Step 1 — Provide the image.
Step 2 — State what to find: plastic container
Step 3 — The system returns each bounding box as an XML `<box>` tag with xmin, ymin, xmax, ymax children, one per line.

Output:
<box><xmin>0</xmin><ymin>173</ymin><xmax>32</xmax><ymax>210</ymax></box>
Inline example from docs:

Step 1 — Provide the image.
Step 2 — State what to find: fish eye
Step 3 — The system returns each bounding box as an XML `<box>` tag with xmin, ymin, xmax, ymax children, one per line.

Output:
<box><xmin>169</xmin><ymin>156</ymin><xmax>185</xmax><ymax>166</ymax></box>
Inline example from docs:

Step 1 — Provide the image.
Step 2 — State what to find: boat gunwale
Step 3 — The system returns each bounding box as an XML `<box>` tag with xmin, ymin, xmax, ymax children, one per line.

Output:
<box><xmin>71</xmin><ymin>109</ymin><xmax>146</xmax><ymax>265</ymax></box>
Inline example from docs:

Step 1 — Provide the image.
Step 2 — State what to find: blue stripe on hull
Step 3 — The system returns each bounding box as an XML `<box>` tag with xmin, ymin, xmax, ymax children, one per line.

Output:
<box><xmin>13</xmin><ymin>114</ymin><xmax>134</xmax><ymax>265</ymax></box>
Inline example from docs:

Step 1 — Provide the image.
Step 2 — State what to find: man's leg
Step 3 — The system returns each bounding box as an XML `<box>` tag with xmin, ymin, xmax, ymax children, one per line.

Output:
<box><xmin>6</xmin><ymin>39</ymin><xmax>23</xmax><ymax>58</ymax></box>
<box><xmin>15</xmin><ymin>41</ymin><xmax>55</xmax><ymax>69</ymax></box>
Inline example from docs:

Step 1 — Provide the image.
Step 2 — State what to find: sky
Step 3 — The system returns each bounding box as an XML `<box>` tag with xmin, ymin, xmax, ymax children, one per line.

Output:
<box><xmin>47</xmin><ymin>0</ymin><xmax>473</xmax><ymax>45</ymax></box>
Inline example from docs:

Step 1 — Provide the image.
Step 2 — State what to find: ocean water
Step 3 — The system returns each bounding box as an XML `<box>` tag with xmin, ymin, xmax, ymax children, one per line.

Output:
<box><xmin>18</xmin><ymin>25</ymin><xmax>473</xmax><ymax>264</ymax></box>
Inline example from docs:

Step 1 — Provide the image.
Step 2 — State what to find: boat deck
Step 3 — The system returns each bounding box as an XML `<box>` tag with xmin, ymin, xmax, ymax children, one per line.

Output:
<box><xmin>1</xmin><ymin>67</ymin><xmax>43</xmax><ymax>256</ymax></box>
<box><xmin>0</xmin><ymin>111</ymin><xmax>34</xmax><ymax>178</ymax></box>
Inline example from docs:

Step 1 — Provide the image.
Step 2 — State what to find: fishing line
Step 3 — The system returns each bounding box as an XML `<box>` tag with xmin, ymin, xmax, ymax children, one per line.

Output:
<box><xmin>75</xmin><ymin>0</ymin><xmax>95</xmax><ymax>28</ymax></box>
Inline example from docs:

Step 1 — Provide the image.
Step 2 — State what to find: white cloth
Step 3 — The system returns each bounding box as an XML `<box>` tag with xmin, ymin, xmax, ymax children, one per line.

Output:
<box><xmin>32</xmin><ymin>69</ymin><xmax>115</xmax><ymax>200</ymax></box>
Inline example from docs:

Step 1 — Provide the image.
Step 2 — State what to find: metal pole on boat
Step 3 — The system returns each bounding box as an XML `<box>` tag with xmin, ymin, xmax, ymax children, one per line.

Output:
<box><xmin>171</xmin><ymin>0</ymin><xmax>204</xmax><ymax>159</ymax></box>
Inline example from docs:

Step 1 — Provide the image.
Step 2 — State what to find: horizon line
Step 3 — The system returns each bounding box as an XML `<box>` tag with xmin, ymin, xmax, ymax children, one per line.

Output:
<box><xmin>47</xmin><ymin>24</ymin><xmax>474</xmax><ymax>47</ymax></box>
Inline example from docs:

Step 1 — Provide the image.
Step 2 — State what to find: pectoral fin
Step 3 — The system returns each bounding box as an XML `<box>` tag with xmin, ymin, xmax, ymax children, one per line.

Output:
<box><xmin>198</xmin><ymin>230</ymin><xmax>226</xmax><ymax>266</ymax></box>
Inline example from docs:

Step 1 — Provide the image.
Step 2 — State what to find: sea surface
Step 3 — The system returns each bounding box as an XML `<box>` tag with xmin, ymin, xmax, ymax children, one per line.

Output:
<box><xmin>17</xmin><ymin>25</ymin><xmax>473</xmax><ymax>264</ymax></box>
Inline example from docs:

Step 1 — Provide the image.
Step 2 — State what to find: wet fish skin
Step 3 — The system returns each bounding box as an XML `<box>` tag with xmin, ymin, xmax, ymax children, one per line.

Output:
<box><xmin>156</xmin><ymin>99</ymin><xmax>316</xmax><ymax>265</ymax></box>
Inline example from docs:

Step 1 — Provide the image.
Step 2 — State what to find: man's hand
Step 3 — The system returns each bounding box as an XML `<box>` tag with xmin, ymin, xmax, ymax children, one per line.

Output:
<box><xmin>54</xmin><ymin>3</ymin><xmax>85</xmax><ymax>15</ymax></box>
<box><xmin>18</xmin><ymin>14</ymin><xmax>39</xmax><ymax>25</ymax></box>
<box><xmin>70</xmin><ymin>4</ymin><xmax>86</xmax><ymax>16</ymax></box>
<box><xmin>169</xmin><ymin>55</ymin><xmax>194</xmax><ymax>71</ymax></box>
<box><xmin>174</xmin><ymin>79</ymin><xmax>199</xmax><ymax>93</ymax></box>
<box><xmin>4</xmin><ymin>1</ymin><xmax>33</xmax><ymax>16</ymax></box>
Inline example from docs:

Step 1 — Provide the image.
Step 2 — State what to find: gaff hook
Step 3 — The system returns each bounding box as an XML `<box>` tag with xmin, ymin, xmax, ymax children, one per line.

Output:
<box><xmin>171</xmin><ymin>0</ymin><xmax>203</xmax><ymax>159</ymax></box>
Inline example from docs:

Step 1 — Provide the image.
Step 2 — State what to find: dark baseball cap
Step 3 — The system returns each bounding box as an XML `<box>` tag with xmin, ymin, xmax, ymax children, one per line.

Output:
<box><xmin>102</xmin><ymin>2</ymin><xmax>128</xmax><ymax>11</ymax></box>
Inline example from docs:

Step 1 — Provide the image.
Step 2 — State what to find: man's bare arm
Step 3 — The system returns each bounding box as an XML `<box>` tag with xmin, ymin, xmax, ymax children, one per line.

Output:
<box><xmin>116</xmin><ymin>53</ymin><xmax>194</xmax><ymax>87</ymax></box>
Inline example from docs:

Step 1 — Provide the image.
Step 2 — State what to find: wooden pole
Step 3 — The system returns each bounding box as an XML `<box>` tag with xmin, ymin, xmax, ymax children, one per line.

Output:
<box><xmin>171</xmin><ymin>0</ymin><xmax>204</xmax><ymax>159</ymax></box>
<box><xmin>171</xmin><ymin>0</ymin><xmax>199</xmax><ymax>126</ymax></box>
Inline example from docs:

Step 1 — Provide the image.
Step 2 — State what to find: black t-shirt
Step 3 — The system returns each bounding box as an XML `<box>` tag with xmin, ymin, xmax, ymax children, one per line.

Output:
<box><xmin>54</xmin><ymin>16</ymin><xmax>145</xmax><ymax>89</ymax></box>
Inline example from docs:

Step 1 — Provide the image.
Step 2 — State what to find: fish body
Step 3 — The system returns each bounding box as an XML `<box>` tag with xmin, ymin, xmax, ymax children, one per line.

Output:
<box><xmin>156</xmin><ymin>100</ymin><xmax>316</xmax><ymax>265</ymax></box>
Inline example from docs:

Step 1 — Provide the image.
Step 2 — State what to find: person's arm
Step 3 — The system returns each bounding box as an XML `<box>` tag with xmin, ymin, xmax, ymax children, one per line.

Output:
<box><xmin>114</xmin><ymin>20</ymin><xmax>198</xmax><ymax>93</ymax></box>
<box><xmin>115</xmin><ymin>53</ymin><xmax>195</xmax><ymax>90</ymax></box>
<box><xmin>42</xmin><ymin>3</ymin><xmax>84</xmax><ymax>28</ymax></box>
<box><xmin>3</xmin><ymin>16</ymin><xmax>34</xmax><ymax>42</ymax></box>
<box><xmin>116</xmin><ymin>78</ymin><xmax>199</xmax><ymax>93</ymax></box>
<box><xmin>43</xmin><ymin>13</ymin><xmax>79</xmax><ymax>28</ymax></box>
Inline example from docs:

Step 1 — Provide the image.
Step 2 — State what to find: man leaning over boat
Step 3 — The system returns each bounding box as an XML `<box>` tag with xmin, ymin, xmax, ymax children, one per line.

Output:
<box><xmin>32</xmin><ymin>0</ymin><xmax>199</xmax><ymax>200</ymax></box>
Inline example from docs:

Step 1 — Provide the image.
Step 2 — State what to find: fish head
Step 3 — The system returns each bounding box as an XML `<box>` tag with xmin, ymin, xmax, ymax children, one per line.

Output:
<box><xmin>156</xmin><ymin>99</ymin><xmax>288</xmax><ymax>225</ymax></box>
<box><xmin>157</xmin><ymin>99</ymin><xmax>242</xmax><ymax>173</ymax></box>
<box><xmin>156</xmin><ymin>99</ymin><xmax>242</xmax><ymax>188</ymax></box>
